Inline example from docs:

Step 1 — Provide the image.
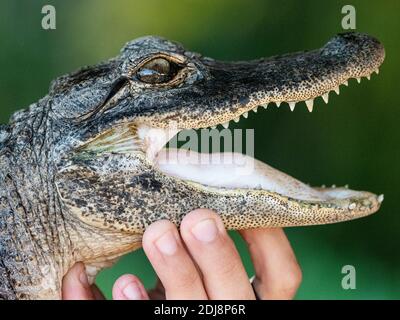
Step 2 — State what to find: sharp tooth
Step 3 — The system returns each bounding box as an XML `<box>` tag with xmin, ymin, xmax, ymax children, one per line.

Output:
<box><xmin>305</xmin><ymin>99</ymin><xmax>314</xmax><ymax>112</ymax></box>
<box><xmin>366</xmin><ymin>75</ymin><xmax>371</xmax><ymax>80</ymax></box>
<box><xmin>343</xmin><ymin>80</ymin><xmax>349</xmax><ymax>86</ymax></box>
<box><xmin>234</xmin><ymin>117</ymin><xmax>240</xmax><ymax>123</ymax></box>
<box><xmin>211</xmin><ymin>126</ymin><xmax>217</xmax><ymax>129</ymax></box>
<box><xmin>276</xmin><ymin>101</ymin><xmax>281</xmax><ymax>107</ymax></box>
<box><xmin>243</xmin><ymin>112</ymin><xmax>248</xmax><ymax>118</ymax></box>
<box><xmin>321</xmin><ymin>184</ymin><xmax>326</xmax><ymax>188</ymax></box>
<box><xmin>356</xmin><ymin>77</ymin><xmax>361</xmax><ymax>83</ymax></box>
<box><xmin>222</xmin><ymin>122</ymin><xmax>229</xmax><ymax>129</ymax></box>
<box><xmin>253</xmin><ymin>106</ymin><xmax>258</xmax><ymax>113</ymax></box>
<box><xmin>348</xmin><ymin>203</ymin><xmax>356</xmax><ymax>210</ymax></box>
<box><xmin>332</xmin><ymin>184</ymin><xmax>336</xmax><ymax>188</ymax></box>
<box><xmin>263</xmin><ymin>103</ymin><xmax>269</xmax><ymax>109</ymax></box>
<box><xmin>375</xmin><ymin>68</ymin><xmax>379</xmax><ymax>75</ymax></box>
<box><xmin>322</xmin><ymin>92</ymin><xmax>329</xmax><ymax>104</ymax></box>
<box><xmin>334</xmin><ymin>86</ymin><xmax>340</xmax><ymax>95</ymax></box>
<box><xmin>288</xmin><ymin>101</ymin><xmax>296</xmax><ymax>111</ymax></box>
<box><xmin>378</xmin><ymin>194</ymin><xmax>384</xmax><ymax>203</ymax></box>
<box><xmin>344</xmin><ymin>184</ymin><xmax>349</xmax><ymax>189</ymax></box>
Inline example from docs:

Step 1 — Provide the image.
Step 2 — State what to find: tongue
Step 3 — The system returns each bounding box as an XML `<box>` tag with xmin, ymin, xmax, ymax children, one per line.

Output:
<box><xmin>155</xmin><ymin>148</ymin><xmax>329</xmax><ymax>201</ymax></box>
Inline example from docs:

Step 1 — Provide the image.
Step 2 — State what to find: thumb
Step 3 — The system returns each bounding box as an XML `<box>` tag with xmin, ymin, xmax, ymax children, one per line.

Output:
<box><xmin>62</xmin><ymin>262</ymin><xmax>96</xmax><ymax>300</ymax></box>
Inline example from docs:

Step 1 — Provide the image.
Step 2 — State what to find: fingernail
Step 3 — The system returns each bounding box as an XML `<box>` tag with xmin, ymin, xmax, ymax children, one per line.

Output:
<box><xmin>122</xmin><ymin>282</ymin><xmax>142</xmax><ymax>300</ymax></box>
<box><xmin>191</xmin><ymin>218</ymin><xmax>218</xmax><ymax>243</ymax></box>
<box><xmin>79</xmin><ymin>271</ymin><xmax>89</xmax><ymax>288</ymax></box>
<box><xmin>155</xmin><ymin>231</ymin><xmax>178</xmax><ymax>256</ymax></box>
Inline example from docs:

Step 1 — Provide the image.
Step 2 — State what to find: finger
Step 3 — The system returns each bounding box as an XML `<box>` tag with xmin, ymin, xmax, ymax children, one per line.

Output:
<box><xmin>112</xmin><ymin>274</ymin><xmax>149</xmax><ymax>300</ymax></box>
<box><xmin>240</xmin><ymin>228</ymin><xmax>302</xmax><ymax>299</ymax></box>
<box><xmin>142</xmin><ymin>220</ymin><xmax>208</xmax><ymax>300</ymax></box>
<box><xmin>180</xmin><ymin>209</ymin><xmax>255</xmax><ymax>300</ymax></box>
<box><xmin>62</xmin><ymin>262</ymin><xmax>95</xmax><ymax>300</ymax></box>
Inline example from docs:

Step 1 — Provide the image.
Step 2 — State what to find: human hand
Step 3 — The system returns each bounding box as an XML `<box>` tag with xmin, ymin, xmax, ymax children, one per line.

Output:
<box><xmin>62</xmin><ymin>209</ymin><xmax>302</xmax><ymax>300</ymax></box>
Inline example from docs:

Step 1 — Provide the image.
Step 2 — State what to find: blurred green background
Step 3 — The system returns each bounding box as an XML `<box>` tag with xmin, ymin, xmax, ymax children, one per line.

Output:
<box><xmin>1</xmin><ymin>0</ymin><xmax>399</xmax><ymax>299</ymax></box>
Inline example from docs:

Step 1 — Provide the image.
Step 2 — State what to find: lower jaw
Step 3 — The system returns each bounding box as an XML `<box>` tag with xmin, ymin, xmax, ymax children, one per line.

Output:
<box><xmin>154</xmin><ymin>148</ymin><xmax>383</xmax><ymax>216</ymax></box>
<box><xmin>81</xmin><ymin>123</ymin><xmax>383</xmax><ymax>225</ymax></box>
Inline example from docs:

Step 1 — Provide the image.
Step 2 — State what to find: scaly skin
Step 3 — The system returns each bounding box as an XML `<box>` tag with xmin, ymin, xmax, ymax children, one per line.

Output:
<box><xmin>0</xmin><ymin>32</ymin><xmax>385</xmax><ymax>299</ymax></box>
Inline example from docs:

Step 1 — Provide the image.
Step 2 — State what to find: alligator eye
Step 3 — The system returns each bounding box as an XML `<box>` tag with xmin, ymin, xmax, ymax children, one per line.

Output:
<box><xmin>136</xmin><ymin>58</ymin><xmax>181</xmax><ymax>84</ymax></box>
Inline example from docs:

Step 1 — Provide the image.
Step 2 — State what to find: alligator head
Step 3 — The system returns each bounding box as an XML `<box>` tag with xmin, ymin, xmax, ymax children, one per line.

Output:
<box><xmin>0</xmin><ymin>32</ymin><xmax>385</xmax><ymax>299</ymax></box>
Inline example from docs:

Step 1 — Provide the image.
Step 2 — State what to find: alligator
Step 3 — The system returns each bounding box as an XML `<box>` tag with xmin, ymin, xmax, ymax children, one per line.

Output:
<box><xmin>0</xmin><ymin>32</ymin><xmax>385</xmax><ymax>299</ymax></box>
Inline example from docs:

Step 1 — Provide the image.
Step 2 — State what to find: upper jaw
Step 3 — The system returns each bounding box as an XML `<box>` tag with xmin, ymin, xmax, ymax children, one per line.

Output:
<box><xmin>78</xmin><ymin>32</ymin><xmax>385</xmax><ymax>152</ymax></box>
<box><xmin>139</xmin><ymin>32</ymin><xmax>385</xmax><ymax>130</ymax></box>
<box><xmin>80</xmin><ymin>32</ymin><xmax>384</xmax><ymax>135</ymax></box>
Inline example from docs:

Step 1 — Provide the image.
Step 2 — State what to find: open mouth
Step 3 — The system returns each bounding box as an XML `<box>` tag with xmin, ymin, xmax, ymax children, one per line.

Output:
<box><xmin>81</xmin><ymin>69</ymin><xmax>384</xmax><ymax>224</ymax></box>
<box><xmin>155</xmin><ymin>72</ymin><xmax>383</xmax><ymax>206</ymax></box>
<box><xmin>75</xmin><ymin>32</ymin><xmax>385</xmax><ymax>226</ymax></box>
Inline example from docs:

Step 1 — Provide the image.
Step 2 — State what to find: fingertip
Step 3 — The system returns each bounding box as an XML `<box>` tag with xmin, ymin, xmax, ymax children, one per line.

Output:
<box><xmin>143</xmin><ymin>219</ymin><xmax>177</xmax><ymax>249</ymax></box>
<box><xmin>181</xmin><ymin>208</ymin><xmax>225</xmax><ymax>234</ymax></box>
<box><xmin>112</xmin><ymin>274</ymin><xmax>149</xmax><ymax>300</ymax></box>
